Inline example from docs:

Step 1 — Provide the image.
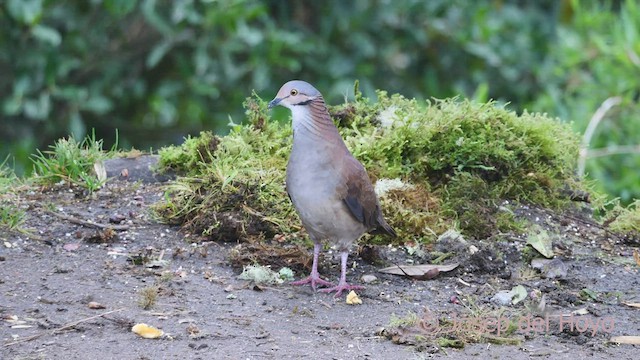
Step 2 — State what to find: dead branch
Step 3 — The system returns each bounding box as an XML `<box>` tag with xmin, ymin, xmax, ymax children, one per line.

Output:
<box><xmin>4</xmin><ymin>308</ymin><xmax>126</xmax><ymax>347</ymax></box>
<box><xmin>45</xmin><ymin>210</ymin><xmax>130</xmax><ymax>231</ymax></box>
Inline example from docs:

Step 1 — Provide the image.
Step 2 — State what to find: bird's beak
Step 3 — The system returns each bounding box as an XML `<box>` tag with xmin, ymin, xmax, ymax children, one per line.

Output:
<box><xmin>268</xmin><ymin>98</ymin><xmax>282</xmax><ymax>109</ymax></box>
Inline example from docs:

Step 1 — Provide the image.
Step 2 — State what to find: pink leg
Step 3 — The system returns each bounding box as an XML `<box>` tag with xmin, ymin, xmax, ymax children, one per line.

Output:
<box><xmin>291</xmin><ymin>243</ymin><xmax>334</xmax><ymax>290</ymax></box>
<box><xmin>319</xmin><ymin>250</ymin><xmax>364</xmax><ymax>297</ymax></box>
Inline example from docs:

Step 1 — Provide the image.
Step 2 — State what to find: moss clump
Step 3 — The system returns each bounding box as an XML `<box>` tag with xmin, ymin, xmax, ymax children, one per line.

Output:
<box><xmin>154</xmin><ymin>98</ymin><xmax>296</xmax><ymax>241</ymax></box>
<box><xmin>157</xmin><ymin>131</ymin><xmax>220</xmax><ymax>174</ymax></box>
<box><xmin>605</xmin><ymin>200</ymin><xmax>640</xmax><ymax>243</ymax></box>
<box><xmin>156</xmin><ymin>87</ymin><xmax>586</xmax><ymax>243</ymax></box>
<box><xmin>334</xmin><ymin>90</ymin><xmax>583</xmax><ymax>238</ymax></box>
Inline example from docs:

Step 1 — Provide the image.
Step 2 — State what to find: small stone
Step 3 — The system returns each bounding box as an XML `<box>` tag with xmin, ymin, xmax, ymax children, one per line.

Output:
<box><xmin>361</xmin><ymin>274</ymin><xmax>377</xmax><ymax>283</ymax></box>
<box><xmin>542</xmin><ymin>258</ymin><xmax>568</xmax><ymax>279</ymax></box>
<box><xmin>88</xmin><ymin>301</ymin><xmax>106</xmax><ymax>309</ymax></box>
<box><xmin>491</xmin><ymin>290</ymin><xmax>513</xmax><ymax>306</ymax></box>
<box><xmin>109</xmin><ymin>213</ymin><xmax>126</xmax><ymax>224</ymax></box>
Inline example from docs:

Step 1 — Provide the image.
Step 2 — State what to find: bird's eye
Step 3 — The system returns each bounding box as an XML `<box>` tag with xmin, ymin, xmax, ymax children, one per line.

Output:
<box><xmin>290</xmin><ymin>89</ymin><xmax>298</xmax><ymax>96</ymax></box>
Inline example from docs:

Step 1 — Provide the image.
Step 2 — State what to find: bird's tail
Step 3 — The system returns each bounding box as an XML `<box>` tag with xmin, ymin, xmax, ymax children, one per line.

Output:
<box><xmin>371</xmin><ymin>215</ymin><xmax>397</xmax><ymax>237</ymax></box>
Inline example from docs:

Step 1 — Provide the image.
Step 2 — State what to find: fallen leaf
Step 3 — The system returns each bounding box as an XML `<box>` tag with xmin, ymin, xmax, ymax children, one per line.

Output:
<box><xmin>378</xmin><ymin>263</ymin><xmax>459</xmax><ymax>280</ymax></box>
<box><xmin>132</xmin><ymin>323</ymin><xmax>164</xmax><ymax>339</ymax></box>
<box><xmin>93</xmin><ymin>161</ymin><xmax>107</xmax><ymax>183</ymax></box>
<box><xmin>571</xmin><ymin>308</ymin><xmax>589</xmax><ymax>315</ymax></box>
<box><xmin>511</xmin><ymin>285</ymin><xmax>527</xmax><ymax>305</ymax></box>
<box><xmin>623</xmin><ymin>302</ymin><xmax>640</xmax><ymax>309</ymax></box>
<box><xmin>88</xmin><ymin>301</ymin><xmax>106</xmax><ymax>309</ymax></box>
<box><xmin>609</xmin><ymin>336</ymin><xmax>640</xmax><ymax>345</ymax></box>
<box><xmin>526</xmin><ymin>229</ymin><xmax>554</xmax><ymax>258</ymax></box>
<box><xmin>346</xmin><ymin>290</ymin><xmax>362</xmax><ymax>305</ymax></box>
<box><xmin>145</xmin><ymin>259</ymin><xmax>169</xmax><ymax>268</ymax></box>
<box><xmin>3</xmin><ymin>315</ymin><xmax>19</xmax><ymax>323</ymax></box>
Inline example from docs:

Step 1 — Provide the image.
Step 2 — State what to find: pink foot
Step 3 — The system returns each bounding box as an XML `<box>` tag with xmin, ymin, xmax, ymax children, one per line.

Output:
<box><xmin>291</xmin><ymin>275</ymin><xmax>334</xmax><ymax>290</ymax></box>
<box><xmin>318</xmin><ymin>282</ymin><xmax>365</xmax><ymax>297</ymax></box>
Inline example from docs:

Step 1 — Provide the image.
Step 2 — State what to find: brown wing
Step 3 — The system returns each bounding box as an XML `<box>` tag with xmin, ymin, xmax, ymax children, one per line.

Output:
<box><xmin>340</xmin><ymin>156</ymin><xmax>397</xmax><ymax>237</ymax></box>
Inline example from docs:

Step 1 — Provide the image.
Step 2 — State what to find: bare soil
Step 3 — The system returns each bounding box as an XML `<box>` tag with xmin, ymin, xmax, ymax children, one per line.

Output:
<box><xmin>1</xmin><ymin>156</ymin><xmax>639</xmax><ymax>360</ymax></box>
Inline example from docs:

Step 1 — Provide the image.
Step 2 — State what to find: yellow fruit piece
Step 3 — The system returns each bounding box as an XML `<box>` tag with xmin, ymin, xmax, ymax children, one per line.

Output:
<box><xmin>346</xmin><ymin>290</ymin><xmax>362</xmax><ymax>305</ymax></box>
<box><xmin>132</xmin><ymin>323</ymin><xmax>164</xmax><ymax>339</ymax></box>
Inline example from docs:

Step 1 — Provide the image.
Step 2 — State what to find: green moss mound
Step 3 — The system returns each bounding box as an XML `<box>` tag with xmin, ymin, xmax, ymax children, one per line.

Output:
<box><xmin>155</xmin><ymin>88</ymin><xmax>586</xmax><ymax>243</ymax></box>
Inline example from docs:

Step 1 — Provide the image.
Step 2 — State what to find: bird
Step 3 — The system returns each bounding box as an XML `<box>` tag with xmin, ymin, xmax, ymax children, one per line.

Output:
<box><xmin>268</xmin><ymin>80</ymin><xmax>396</xmax><ymax>297</ymax></box>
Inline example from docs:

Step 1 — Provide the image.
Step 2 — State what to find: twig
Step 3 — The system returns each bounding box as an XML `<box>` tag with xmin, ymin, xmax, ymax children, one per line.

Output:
<box><xmin>586</xmin><ymin>145</ymin><xmax>640</xmax><ymax>159</ymax></box>
<box><xmin>45</xmin><ymin>210</ymin><xmax>130</xmax><ymax>230</ymax></box>
<box><xmin>578</xmin><ymin>96</ymin><xmax>622</xmax><ymax>177</ymax></box>
<box><xmin>318</xmin><ymin>300</ymin><xmax>333</xmax><ymax>309</ymax></box>
<box><xmin>4</xmin><ymin>308</ymin><xmax>125</xmax><ymax>347</ymax></box>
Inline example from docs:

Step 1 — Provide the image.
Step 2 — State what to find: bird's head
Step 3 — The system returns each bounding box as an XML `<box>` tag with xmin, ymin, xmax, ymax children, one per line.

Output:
<box><xmin>268</xmin><ymin>80</ymin><xmax>322</xmax><ymax>110</ymax></box>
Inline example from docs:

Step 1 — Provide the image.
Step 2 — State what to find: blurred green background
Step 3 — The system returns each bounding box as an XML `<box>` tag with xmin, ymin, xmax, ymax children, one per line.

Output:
<box><xmin>1</xmin><ymin>0</ymin><xmax>638</xmax><ymax>203</ymax></box>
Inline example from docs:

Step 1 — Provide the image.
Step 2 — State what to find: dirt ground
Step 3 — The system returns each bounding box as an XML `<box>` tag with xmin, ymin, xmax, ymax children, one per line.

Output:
<box><xmin>1</xmin><ymin>156</ymin><xmax>639</xmax><ymax>360</ymax></box>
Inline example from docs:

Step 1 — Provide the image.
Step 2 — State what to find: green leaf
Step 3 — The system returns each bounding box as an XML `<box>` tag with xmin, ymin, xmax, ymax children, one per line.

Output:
<box><xmin>81</xmin><ymin>96</ymin><xmax>113</xmax><ymax>114</ymax></box>
<box><xmin>23</xmin><ymin>93</ymin><xmax>50</xmax><ymax>120</ymax></box>
<box><xmin>510</xmin><ymin>285</ymin><xmax>527</xmax><ymax>305</ymax></box>
<box><xmin>2</xmin><ymin>97</ymin><xmax>22</xmax><ymax>116</ymax></box>
<box><xmin>104</xmin><ymin>0</ymin><xmax>138</xmax><ymax>17</ymax></box>
<box><xmin>31</xmin><ymin>25</ymin><xmax>62</xmax><ymax>46</ymax></box>
<box><xmin>146</xmin><ymin>42</ymin><xmax>173</xmax><ymax>69</ymax></box>
<box><xmin>141</xmin><ymin>0</ymin><xmax>173</xmax><ymax>36</ymax></box>
<box><xmin>68</xmin><ymin>111</ymin><xmax>86</xmax><ymax>140</ymax></box>
<box><xmin>6</xmin><ymin>0</ymin><xmax>43</xmax><ymax>25</ymax></box>
<box><xmin>526</xmin><ymin>228</ymin><xmax>554</xmax><ymax>259</ymax></box>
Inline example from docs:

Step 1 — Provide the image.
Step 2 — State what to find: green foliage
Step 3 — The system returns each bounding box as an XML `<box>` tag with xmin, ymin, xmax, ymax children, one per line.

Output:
<box><xmin>531</xmin><ymin>0</ymin><xmax>640</xmax><ymax>204</ymax></box>
<box><xmin>1</xmin><ymin>0</ymin><xmax>635</xmax><ymax>204</ymax></box>
<box><xmin>0</xmin><ymin>0</ymin><xmax>558</xmax><ymax>173</ymax></box>
<box><xmin>157</xmin><ymin>90</ymin><xmax>585</xmax><ymax>242</ymax></box>
<box><xmin>606</xmin><ymin>200</ymin><xmax>640</xmax><ymax>234</ymax></box>
<box><xmin>30</xmin><ymin>131</ymin><xmax>114</xmax><ymax>192</ymax></box>
<box><xmin>0</xmin><ymin>161</ymin><xmax>25</xmax><ymax>231</ymax></box>
<box><xmin>388</xmin><ymin>311</ymin><xmax>420</xmax><ymax>328</ymax></box>
<box><xmin>153</xmin><ymin>98</ymin><xmax>294</xmax><ymax>241</ymax></box>
<box><xmin>0</xmin><ymin>159</ymin><xmax>18</xmax><ymax>195</ymax></box>
<box><xmin>157</xmin><ymin>131</ymin><xmax>220</xmax><ymax>174</ymax></box>
<box><xmin>0</xmin><ymin>202</ymin><xmax>25</xmax><ymax>231</ymax></box>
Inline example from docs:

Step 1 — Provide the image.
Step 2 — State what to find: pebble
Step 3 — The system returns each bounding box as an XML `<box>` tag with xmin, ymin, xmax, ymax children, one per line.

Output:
<box><xmin>361</xmin><ymin>274</ymin><xmax>377</xmax><ymax>283</ymax></box>
<box><xmin>491</xmin><ymin>290</ymin><xmax>514</xmax><ymax>306</ymax></box>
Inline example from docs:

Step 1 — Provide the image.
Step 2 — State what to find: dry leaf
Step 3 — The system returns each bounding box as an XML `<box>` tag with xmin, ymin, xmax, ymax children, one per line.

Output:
<box><xmin>623</xmin><ymin>302</ymin><xmax>640</xmax><ymax>309</ymax></box>
<box><xmin>571</xmin><ymin>308</ymin><xmax>589</xmax><ymax>315</ymax></box>
<box><xmin>132</xmin><ymin>323</ymin><xmax>164</xmax><ymax>339</ymax></box>
<box><xmin>511</xmin><ymin>285</ymin><xmax>527</xmax><ymax>305</ymax></box>
<box><xmin>3</xmin><ymin>315</ymin><xmax>20</xmax><ymax>323</ymax></box>
<box><xmin>346</xmin><ymin>290</ymin><xmax>362</xmax><ymax>305</ymax></box>
<box><xmin>93</xmin><ymin>161</ymin><xmax>107</xmax><ymax>183</ymax></box>
<box><xmin>610</xmin><ymin>336</ymin><xmax>640</xmax><ymax>345</ymax></box>
<box><xmin>526</xmin><ymin>229</ymin><xmax>554</xmax><ymax>258</ymax></box>
<box><xmin>88</xmin><ymin>301</ymin><xmax>106</xmax><ymax>309</ymax></box>
<box><xmin>378</xmin><ymin>263</ymin><xmax>459</xmax><ymax>280</ymax></box>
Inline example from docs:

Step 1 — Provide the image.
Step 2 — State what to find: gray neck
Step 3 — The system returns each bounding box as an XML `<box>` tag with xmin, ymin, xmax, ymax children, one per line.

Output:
<box><xmin>290</xmin><ymin>98</ymin><xmax>343</xmax><ymax>144</ymax></box>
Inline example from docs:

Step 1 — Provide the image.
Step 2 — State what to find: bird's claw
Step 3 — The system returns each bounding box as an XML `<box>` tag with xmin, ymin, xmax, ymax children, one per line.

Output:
<box><xmin>318</xmin><ymin>283</ymin><xmax>365</xmax><ymax>298</ymax></box>
<box><xmin>291</xmin><ymin>275</ymin><xmax>334</xmax><ymax>290</ymax></box>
